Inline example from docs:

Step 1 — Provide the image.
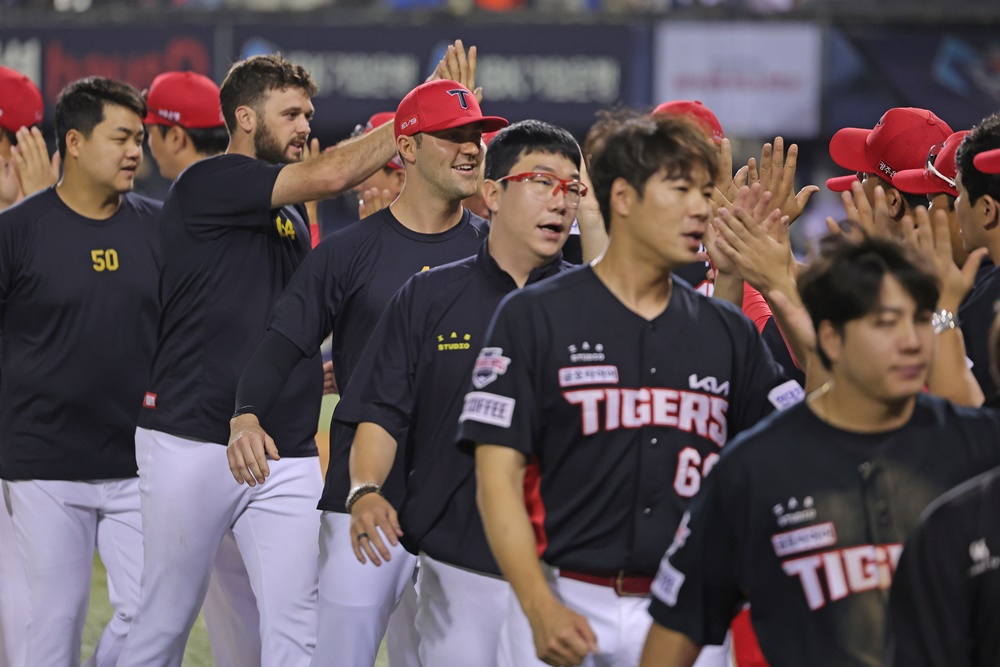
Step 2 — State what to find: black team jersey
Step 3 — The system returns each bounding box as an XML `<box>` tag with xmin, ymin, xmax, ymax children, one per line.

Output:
<box><xmin>457</xmin><ymin>267</ymin><xmax>800</xmax><ymax>575</ymax></box>
<box><xmin>260</xmin><ymin>207</ymin><xmax>489</xmax><ymax>511</ymax></box>
<box><xmin>960</xmin><ymin>263</ymin><xmax>1000</xmax><ymax>404</ymax></box>
<box><xmin>334</xmin><ymin>242</ymin><xmax>568</xmax><ymax>574</ymax></box>
<box><xmin>886</xmin><ymin>463</ymin><xmax>1000</xmax><ymax>667</ymax></box>
<box><xmin>649</xmin><ymin>395</ymin><xmax>1000</xmax><ymax>667</ymax></box>
<box><xmin>137</xmin><ymin>154</ymin><xmax>321</xmax><ymax>456</ymax></box>
<box><xmin>0</xmin><ymin>188</ymin><xmax>160</xmax><ymax>480</ymax></box>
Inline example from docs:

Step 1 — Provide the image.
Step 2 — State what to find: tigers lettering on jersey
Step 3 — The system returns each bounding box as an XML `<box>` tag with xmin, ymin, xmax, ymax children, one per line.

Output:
<box><xmin>782</xmin><ymin>542</ymin><xmax>903</xmax><ymax>610</ymax></box>
<box><xmin>562</xmin><ymin>387</ymin><xmax>728</xmax><ymax>446</ymax></box>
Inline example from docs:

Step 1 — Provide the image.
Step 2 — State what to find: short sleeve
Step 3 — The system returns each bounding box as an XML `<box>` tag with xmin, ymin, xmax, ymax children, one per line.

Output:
<box><xmin>885</xmin><ymin>503</ymin><xmax>971</xmax><ymax>667</ymax></box>
<box><xmin>649</xmin><ymin>455</ymin><xmax>747</xmax><ymax>646</ymax></box>
<box><xmin>456</xmin><ymin>291</ymin><xmax>540</xmax><ymax>455</ymax></box>
<box><xmin>334</xmin><ymin>277</ymin><xmax>419</xmax><ymax>438</ymax></box>
<box><xmin>0</xmin><ymin>206</ymin><xmax>31</xmax><ymax>318</ymax></box>
<box><xmin>728</xmin><ymin>313</ymin><xmax>802</xmax><ymax>436</ymax></box>
<box><xmin>269</xmin><ymin>239</ymin><xmax>345</xmax><ymax>358</ymax></box>
<box><xmin>179</xmin><ymin>156</ymin><xmax>284</xmax><ymax>226</ymax></box>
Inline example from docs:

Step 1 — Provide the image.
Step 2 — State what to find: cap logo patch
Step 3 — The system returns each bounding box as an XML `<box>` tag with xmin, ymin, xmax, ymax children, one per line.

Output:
<box><xmin>400</xmin><ymin>116</ymin><xmax>418</xmax><ymax>131</ymax></box>
<box><xmin>157</xmin><ymin>109</ymin><xmax>182</xmax><ymax>123</ymax></box>
<box><xmin>878</xmin><ymin>160</ymin><xmax>896</xmax><ymax>178</ymax></box>
<box><xmin>447</xmin><ymin>89</ymin><xmax>471</xmax><ymax>110</ymax></box>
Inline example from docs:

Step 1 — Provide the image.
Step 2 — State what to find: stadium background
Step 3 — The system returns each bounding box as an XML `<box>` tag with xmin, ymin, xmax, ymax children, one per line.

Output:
<box><xmin>3</xmin><ymin>0</ymin><xmax>1000</xmax><ymax>664</ymax></box>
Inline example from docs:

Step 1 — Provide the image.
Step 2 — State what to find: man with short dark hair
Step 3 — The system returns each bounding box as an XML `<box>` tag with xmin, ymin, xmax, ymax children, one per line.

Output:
<box><xmin>0</xmin><ymin>75</ymin><xmax>159</xmax><ymax>667</ymax></box>
<box><xmin>640</xmin><ymin>233</ymin><xmax>1000</xmax><ymax>667</ymax></box>
<box><xmin>344</xmin><ymin>119</ymin><xmax>582</xmax><ymax>666</ymax></box>
<box><xmin>460</xmin><ymin>114</ymin><xmax>800</xmax><ymax>667</ymax></box>
<box><xmin>118</xmin><ymin>52</ymin><xmax>402</xmax><ymax>667</ymax></box>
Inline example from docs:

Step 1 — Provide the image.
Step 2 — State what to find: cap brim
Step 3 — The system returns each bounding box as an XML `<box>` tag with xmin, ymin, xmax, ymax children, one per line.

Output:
<box><xmin>829</xmin><ymin>127</ymin><xmax>873</xmax><ymax>173</ymax></box>
<box><xmin>974</xmin><ymin>148</ymin><xmax>1000</xmax><ymax>175</ymax></box>
<box><xmin>826</xmin><ymin>174</ymin><xmax>860</xmax><ymax>192</ymax></box>
<box><xmin>420</xmin><ymin>115</ymin><xmax>509</xmax><ymax>135</ymax></box>
<box><xmin>892</xmin><ymin>168</ymin><xmax>957</xmax><ymax>197</ymax></box>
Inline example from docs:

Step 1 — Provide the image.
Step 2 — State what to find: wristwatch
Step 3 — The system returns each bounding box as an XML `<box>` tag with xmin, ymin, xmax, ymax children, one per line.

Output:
<box><xmin>931</xmin><ymin>309</ymin><xmax>959</xmax><ymax>334</ymax></box>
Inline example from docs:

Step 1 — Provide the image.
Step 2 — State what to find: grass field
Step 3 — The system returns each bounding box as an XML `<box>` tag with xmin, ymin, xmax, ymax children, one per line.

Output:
<box><xmin>81</xmin><ymin>394</ymin><xmax>390</xmax><ymax>666</ymax></box>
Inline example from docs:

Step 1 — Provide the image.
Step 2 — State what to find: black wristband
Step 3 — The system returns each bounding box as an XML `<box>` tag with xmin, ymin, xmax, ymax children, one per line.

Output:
<box><xmin>232</xmin><ymin>405</ymin><xmax>259</xmax><ymax>419</ymax></box>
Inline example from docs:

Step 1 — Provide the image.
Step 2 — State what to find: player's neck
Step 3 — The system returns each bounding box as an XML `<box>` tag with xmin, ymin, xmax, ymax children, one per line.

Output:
<box><xmin>389</xmin><ymin>187</ymin><xmax>465</xmax><ymax>235</ymax></box>
<box><xmin>55</xmin><ymin>172</ymin><xmax>122</xmax><ymax>220</ymax></box>
<box><xmin>486</xmin><ymin>228</ymin><xmax>550</xmax><ymax>288</ymax></box>
<box><xmin>592</xmin><ymin>239</ymin><xmax>674</xmax><ymax>321</ymax></box>
<box><xmin>807</xmin><ymin>381</ymin><xmax>916</xmax><ymax>433</ymax></box>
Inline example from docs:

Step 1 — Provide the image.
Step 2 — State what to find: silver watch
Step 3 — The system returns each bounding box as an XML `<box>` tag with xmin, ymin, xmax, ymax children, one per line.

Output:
<box><xmin>931</xmin><ymin>309</ymin><xmax>959</xmax><ymax>334</ymax></box>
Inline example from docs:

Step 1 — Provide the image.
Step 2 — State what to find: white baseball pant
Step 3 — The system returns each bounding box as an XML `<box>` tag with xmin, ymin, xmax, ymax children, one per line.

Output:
<box><xmin>498</xmin><ymin>567</ymin><xmax>731</xmax><ymax>667</ymax></box>
<box><xmin>117</xmin><ymin>428</ymin><xmax>322</xmax><ymax>667</ymax></box>
<box><xmin>3</xmin><ymin>477</ymin><xmax>142</xmax><ymax>667</ymax></box>
<box><xmin>415</xmin><ymin>553</ymin><xmax>510</xmax><ymax>667</ymax></box>
<box><xmin>0</xmin><ymin>483</ymin><xmax>28</xmax><ymax>667</ymax></box>
<box><xmin>311</xmin><ymin>510</ymin><xmax>420</xmax><ymax>667</ymax></box>
<box><xmin>202</xmin><ymin>530</ymin><xmax>262</xmax><ymax>667</ymax></box>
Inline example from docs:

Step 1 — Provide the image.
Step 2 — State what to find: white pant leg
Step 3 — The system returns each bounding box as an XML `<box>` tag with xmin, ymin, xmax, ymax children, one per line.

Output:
<box><xmin>83</xmin><ymin>478</ymin><xmax>144</xmax><ymax>667</ymax></box>
<box><xmin>385</xmin><ymin>564</ymin><xmax>420</xmax><ymax>667</ymax></box>
<box><xmin>0</xmin><ymin>483</ymin><xmax>28</xmax><ymax>667</ymax></box>
<box><xmin>416</xmin><ymin>554</ymin><xmax>509</xmax><ymax>667</ymax></box>
<box><xmin>230</xmin><ymin>456</ymin><xmax>322</xmax><ymax>667</ymax></box>
<box><xmin>118</xmin><ymin>429</ymin><xmax>246</xmax><ymax>667</ymax></box>
<box><xmin>4</xmin><ymin>479</ymin><xmax>99</xmax><ymax>667</ymax></box>
<box><xmin>202</xmin><ymin>530</ymin><xmax>262</xmax><ymax>667</ymax></box>
<box><xmin>311</xmin><ymin>511</ymin><xmax>418</xmax><ymax>667</ymax></box>
<box><xmin>499</xmin><ymin>572</ymin><xmax>728</xmax><ymax>667</ymax></box>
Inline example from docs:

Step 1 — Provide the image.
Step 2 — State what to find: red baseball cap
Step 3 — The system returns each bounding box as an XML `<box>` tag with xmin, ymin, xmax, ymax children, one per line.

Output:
<box><xmin>829</xmin><ymin>108</ymin><xmax>953</xmax><ymax>185</ymax></box>
<box><xmin>826</xmin><ymin>174</ymin><xmax>860</xmax><ymax>193</ymax></box>
<box><xmin>143</xmin><ymin>71</ymin><xmax>224</xmax><ymax>129</ymax></box>
<box><xmin>0</xmin><ymin>66</ymin><xmax>44</xmax><ymax>135</ymax></box>
<box><xmin>974</xmin><ymin>148</ymin><xmax>1000</xmax><ymax>175</ymax></box>
<box><xmin>892</xmin><ymin>130</ymin><xmax>968</xmax><ymax>197</ymax></box>
<box><xmin>395</xmin><ymin>80</ymin><xmax>507</xmax><ymax>139</ymax></box>
<box><xmin>652</xmin><ymin>100</ymin><xmax>724</xmax><ymax>145</ymax></box>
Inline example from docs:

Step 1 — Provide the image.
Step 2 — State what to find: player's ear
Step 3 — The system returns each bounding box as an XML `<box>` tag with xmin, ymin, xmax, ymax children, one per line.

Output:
<box><xmin>886</xmin><ymin>186</ymin><xmax>905</xmax><ymax>220</ymax></box>
<box><xmin>397</xmin><ymin>135</ymin><xmax>418</xmax><ymax>165</ymax></box>
<box><xmin>64</xmin><ymin>129</ymin><xmax>83</xmax><ymax>160</ymax></box>
<box><xmin>482</xmin><ymin>179</ymin><xmax>502</xmax><ymax>215</ymax></box>
<box><xmin>609</xmin><ymin>176</ymin><xmax>634</xmax><ymax>220</ymax></box>
<box><xmin>817</xmin><ymin>320</ymin><xmax>843</xmax><ymax>367</ymax></box>
<box><xmin>234</xmin><ymin>105</ymin><xmax>256</xmax><ymax>135</ymax></box>
<box><xmin>981</xmin><ymin>194</ymin><xmax>999</xmax><ymax>232</ymax></box>
<box><xmin>166</xmin><ymin>126</ymin><xmax>187</xmax><ymax>153</ymax></box>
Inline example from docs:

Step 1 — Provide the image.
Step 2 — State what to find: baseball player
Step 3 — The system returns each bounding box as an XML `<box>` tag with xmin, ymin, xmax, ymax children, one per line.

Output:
<box><xmin>457</xmin><ymin>113</ymin><xmax>803</xmax><ymax>667</ymax></box>
<box><xmin>0</xmin><ymin>77</ymin><xmax>159</xmax><ymax>667</ymax></box>
<box><xmin>340</xmin><ymin>119</ymin><xmax>581</xmax><ymax>667</ymax></box>
<box><xmin>951</xmin><ymin>116</ymin><xmax>1000</xmax><ymax>405</ymax></box>
<box><xmin>226</xmin><ymin>78</ymin><xmax>506</xmax><ymax>667</ymax></box>
<box><xmin>640</xmin><ymin>233</ymin><xmax>1000</xmax><ymax>667</ymax></box>
<box><xmin>117</xmin><ymin>54</ymin><xmax>401</xmax><ymax>667</ymax></box>
<box><xmin>0</xmin><ymin>64</ymin><xmax>47</xmax><ymax>667</ymax></box>
<box><xmin>829</xmin><ymin>107</ymin><xmax>953</xmax><ymax>222</ymax></box>
<box><xmin>140</xmin><ymin>69</ymin><xmax>263</xmax><ymax>667</ymax></box>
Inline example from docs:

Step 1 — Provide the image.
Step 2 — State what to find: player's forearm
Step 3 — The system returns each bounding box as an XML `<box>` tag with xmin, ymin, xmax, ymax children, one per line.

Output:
<box><xmin>711</xmin><ymin>271</ymin><xmax>743</xmax><ymax>308</ymax></box>
<box><xmin>348</xmin><ymin>422</ymin><xmax>399</xmax><ymax>487</ymax></box>
<box><xmin>926</xmin><ymin>329</ymin><xmax>984</xmax><ymax>407</ymax></box>
<box><xmin>233</xmin><ymin>330</ymin><xmax>306</xmax><ymax>419</ymax></box>
<box><xmin>475</xmin><ymin>445</ymin><xmax>558</xmax><ymax>615</ymax></box>
<box><xmin>273</xmin><ymin>123</ymin><xmax>396</xmax><ymax>208</ymax></box>
<box><xmin>639</xmin><ymin>623</ymin><xmax>701</xmax><ymax>667</ymax></box>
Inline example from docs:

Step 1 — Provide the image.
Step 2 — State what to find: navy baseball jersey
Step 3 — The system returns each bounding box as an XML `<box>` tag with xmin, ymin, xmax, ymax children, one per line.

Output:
<box><xmin>137</xmin><ymin>154</ymin><xmax>322</xmax><ymax>456</ymax></box>
<box><xmin>0</xmin><ymin>188</ymin><xmax>160</xmax><ymax>480</ymax></box>
<box><xmin>649</xmin><ymin>395</ymin><xmax>1000</xmax><ymax>667</ymax></box>
<box><xmin>959</xmin><ymin>262</ymin><xmax>1000</xmax><ymax>404</ymax></box>
<box><xmin>886</xmin><ymin>463</ymin><xmax>1000</xmax><ymax>667</ymax></box>
<box><xmin>335</xmin><ymin>242</ymin><xmax>569</xmax><ymax>574</ymax></box>
<box><xmin>457</xmin><ymin>267</ymin><xmax>799</xmax><ymax>575</ymax></box>
<box><xmin>264</xmin><ymin>206</ymin><xmax>489</xmax><ymax>512</ymax></box>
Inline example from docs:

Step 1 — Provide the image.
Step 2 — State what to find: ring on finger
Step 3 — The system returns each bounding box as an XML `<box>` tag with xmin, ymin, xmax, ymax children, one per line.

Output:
<box><xmin>356</xmin><ymin>532</ymin><xmax>369</xmax><ymax>542</ymax></box>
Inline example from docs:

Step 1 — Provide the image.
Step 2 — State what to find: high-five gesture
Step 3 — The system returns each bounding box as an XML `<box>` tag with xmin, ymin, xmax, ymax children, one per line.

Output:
<box><xmin>430</xmin><ymin>39</ymin><xmax>483</xmax><ymax>103</ymax></box>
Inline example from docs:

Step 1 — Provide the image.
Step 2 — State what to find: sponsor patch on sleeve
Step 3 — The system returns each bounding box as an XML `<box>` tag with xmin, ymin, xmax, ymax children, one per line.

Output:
<box><xmin>652</xmin><ymin>557</ymin><xmax>686</xmax><ymax>607</ymax></box>
<box><xmin>472</xmin><ymin>348</ymin><xmax>511</xmax><ymax>389</ymax></box>
<box><xmin>768</xmin><ymin>380</ymin><xmax>804</xmax><ymax>411</ymax></box>
<box><xmin>460</xmin><ymin>391</ymin><xmax>516</xmax><ymax>428</ymax></box>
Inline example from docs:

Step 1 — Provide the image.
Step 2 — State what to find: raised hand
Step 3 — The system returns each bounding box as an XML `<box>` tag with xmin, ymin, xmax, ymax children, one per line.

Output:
<box><xmin>430</xmin><ymin>39</ymin><xmax>483</xmax><ymax>103</ymax></box>
<box><xmin>12</xmin><ymin>126</ymin><xmax>59</xmax><ymax>198</ymax></box>
<box><xmin>358</xmin><ymin>186</ymin><xmax>392</xmax><ymax>219</ymax></box>
<box><xmin>826</xmin><ymin>180</ymin><xmax>895</xmax><ymax>241</ymax></box>
<box><xmin>755</xmin><ymin>137</ymin><xmax>819</xmax><ymax>226</ymax></box>
<box><xmin>902</xmin><ymin>206</ymin><xmax>987</xmax><ymax>311</ymax></box>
